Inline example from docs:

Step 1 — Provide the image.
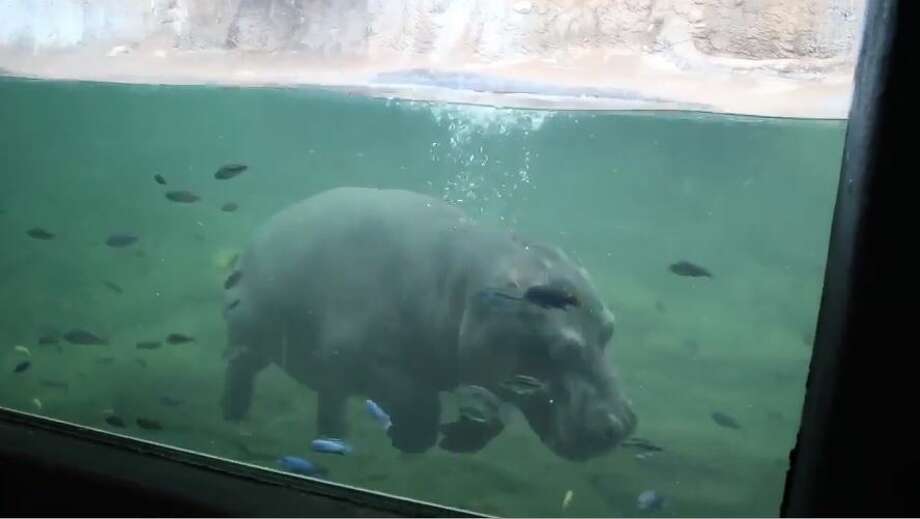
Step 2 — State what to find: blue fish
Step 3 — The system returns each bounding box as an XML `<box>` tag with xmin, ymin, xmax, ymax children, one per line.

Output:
<box><xmin>277</xmin><ymin>456</ymin><xmax>327</xmax><ymax>477</ymax></box>
<box><xmin>365</xmin><ymin>399</ymin><xmax>391</xmax><ymax>431</ymax></box>
<box><xmin>310</xmin><ymin>437</ymin><xmax>352</xmax><ymax>455</ymax></box>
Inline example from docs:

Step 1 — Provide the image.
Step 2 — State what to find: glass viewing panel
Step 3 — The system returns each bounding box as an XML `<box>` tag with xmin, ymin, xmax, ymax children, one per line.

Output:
<box><xmin>0</xmin><ymin>0</ymin><xmax>862</xmax><ymax>516</ymax></box>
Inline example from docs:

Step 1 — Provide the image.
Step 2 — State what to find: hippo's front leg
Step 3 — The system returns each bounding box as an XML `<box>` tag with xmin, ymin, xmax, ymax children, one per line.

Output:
<box><xmin>370</xmin><ymin>367</ymin><xmax>442</xmax><ymax>453</ymax></box>
<box><xmin>439</xmin><ymin>416</ymin><xmax>505</xmax><ymax>453</ymax></box>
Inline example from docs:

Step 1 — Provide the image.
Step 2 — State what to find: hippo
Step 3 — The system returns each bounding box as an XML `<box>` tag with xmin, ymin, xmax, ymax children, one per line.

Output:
<box><xmin>221</xmin><ymin>187</ymin><xmax>636</xmax><ymax>461</ymax></box>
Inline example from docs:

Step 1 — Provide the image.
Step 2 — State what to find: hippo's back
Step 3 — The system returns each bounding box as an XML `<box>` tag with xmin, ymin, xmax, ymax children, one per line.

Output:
<box><xmin>224</xmin><ymin>187</ymin><xmax>474</xmax><ymax>363</ymax></box>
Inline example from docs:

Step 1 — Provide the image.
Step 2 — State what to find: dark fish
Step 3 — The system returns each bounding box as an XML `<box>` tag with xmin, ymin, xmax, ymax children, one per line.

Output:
<box><xmin>523</xmin><ymin>285</ymin><xmax>579</xmax><ymax>309</ymax></box>
<box><xmin>136</xmin><ymin>418</ymin><xmax>163</xmax><ymax>430</ymax></box>
<box><xmin>214</xmin><ymin>163</ymin><xmax>248</xmax><ymax>180</ymax></box>
<box><xmin>105</xmin><ymin>233</ymin><xmax>139</xmax><ymax>248</ymax></box>
<box><xmin>105</xmin><ymin>415</ymin><xmax>126</xmax><ymax>427</ymax></box>
<box><xmin>63</xmin><ymin>329</ymin><xmax>108</xmax><ymax>345</ymax></box>
<box><xmin>26</xmin><ymin>228</ymin><xmax>55</xmax><ymax>240</ymax></box>
<box><xmin>622</xmin><ymin>437</ymin><xmax>665</xmax><ymax>453</ymax></box>
<box><xmin>166</xmin><ymin>333</ymin><xmax>194</xmax><ymax>344</ymax></box>
<box><xmin>13</xmin><ymin>361</ymin><xmax>31</xmax><ymax>373</ymax></box>
<box><xmin>165</xmin><ymin>190</ymin><xmax>200</xmax><ymax>203</ymax></box>
<box><xmin>224</xmin><ymin>271</ymin><xmax>242</xmax><ymax>290</ymax></box>
<box><xmin>159</xmin><ymin>396</ymin><xmax>183</xmax><ymax>407</ymax></box>
<box><xmin>711</xmin><ymin>411</ymin><xmax>741</xmax><ymax>429</ymax></box>
<box><xmin>136</xmin><ymin>341</ymin><xmax>162</xmax><ymax>350</ymax></box>
<box><xmin>38</xmin><ymin>335</ymin><xmax>60</xmax><ymax>345</ymax></box>
<box><xmin>40</xmin><ymin>379</ymin><xmax>69</xmax><ymax>390</ymax></box>
<box><xmin>226</xmin><ymin>299</ymin><xmax>241</xmax><ymax>311</ymax></box>
<box><xmin>135</xmin><ymin>358</ymin><xmax>148</xmax><ymax>368</ymax></box>
<box><xmin>153</xmin><ymin>174</ymin><xmax>167</xmax><ymax>185</ymax></box>
<box><xmin>221</xmin><ymin>202</ymin><xmax>239</xmax><ymax>212</ymax></box>
<box><xmin>668</xmin><ymin>261</ymin><xmax>713</xmax><ymax>278</ymax></box>
<box><xmin>103</xmin><ymin>280</ymin><xmax>124</xmax><ymax>294</ymax></box>
<box><xmin>96</xmin><ymin>356</ymin><xmax>115</xmax><ymax>365</ymax></box>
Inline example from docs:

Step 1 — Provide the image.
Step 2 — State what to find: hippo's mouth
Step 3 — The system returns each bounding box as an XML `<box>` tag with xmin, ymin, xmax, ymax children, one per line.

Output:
<box><xmin>509</xmin><ymin>377</ymin><xmax>636</xmax><ymax>462</ymax></box>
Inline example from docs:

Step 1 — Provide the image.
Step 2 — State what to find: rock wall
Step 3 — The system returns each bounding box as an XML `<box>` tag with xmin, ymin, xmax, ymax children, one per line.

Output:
<box><xmin>0</xmin><ymin>0</ymin><xmax>865</xmax><ymax>65</ymax></box>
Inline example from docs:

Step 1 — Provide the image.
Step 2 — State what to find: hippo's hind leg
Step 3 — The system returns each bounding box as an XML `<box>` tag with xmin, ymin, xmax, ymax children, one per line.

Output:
<box><xmin>316</xmin><ymin>392</ymin><xmax>348</xmax><ymax>438</ymax></box>
<box><xmin>222</xmin><ymin>346</ymin><xmax>268</xmax><ymax>421</ymax></box>
<box><xmin>373</xmin><ymin>376</ymin><xmax>442</xmax><ymax>454</ymax></box>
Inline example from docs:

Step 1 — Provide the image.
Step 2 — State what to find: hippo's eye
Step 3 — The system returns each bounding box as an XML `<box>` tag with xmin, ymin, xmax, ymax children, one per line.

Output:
<box><xmin>523</xmin><ymin>285</ymin><xmax>579</xmax><ymax>310</ymax></box>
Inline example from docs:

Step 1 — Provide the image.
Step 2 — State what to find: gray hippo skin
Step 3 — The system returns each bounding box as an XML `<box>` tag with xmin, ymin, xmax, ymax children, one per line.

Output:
<box><xmin>222</xmin><ymin>187</ymin><xmax>636</xmax><ymax>461</ymax></box>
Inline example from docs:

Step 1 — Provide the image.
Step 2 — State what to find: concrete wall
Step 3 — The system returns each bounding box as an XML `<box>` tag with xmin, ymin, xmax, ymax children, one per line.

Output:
<box><xmin>0</xmin><ymin>0</ymin><xmax>865</xmax><ymax>64</ymax></box>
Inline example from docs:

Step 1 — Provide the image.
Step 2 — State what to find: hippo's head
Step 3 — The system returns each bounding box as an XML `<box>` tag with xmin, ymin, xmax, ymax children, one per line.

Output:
<box><xmin>458</xmin><ymin>240</ymin><xmax>637</xmax><ymax>461</ymax></box>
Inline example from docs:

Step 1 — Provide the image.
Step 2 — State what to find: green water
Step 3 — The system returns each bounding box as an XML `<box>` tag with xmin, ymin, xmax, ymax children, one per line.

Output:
<box><xmin>0</xmin><ymin>77</ymin><xmax>845</xmax><ymax>517</ymax></box>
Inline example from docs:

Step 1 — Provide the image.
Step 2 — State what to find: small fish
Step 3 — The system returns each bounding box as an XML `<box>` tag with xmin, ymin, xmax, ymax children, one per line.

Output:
<box><xmin>26</xmin><ymin>228</ymin><xmax>55</xmax><ymax>240</ymax></box>
<box><xmin>40</xmin><ymin>379</ymin><xmax>69</xmax><ymax>390</ymax></box>
<box><xmin>365</xmin><ymin>399</ymin><xmax>392</xmax><ymax>431</ymax></box>
<box><xmin>310</xmin><ymin>437</ymin><xmax>353</xmax><ymax>455</ymax></box>
<box><xmin>32</xmin><ymin>397</ymin><xmax>43</xmax><ymax>410</ymax></box>
<box><xmin>668</xmin><ymin>260</ymin><xmax>713</xmax><ymax>278</ymax></box>
<box><xmin>159</xmin><ymin>396</ymin><xmax>183</xmax><ymax>407</ymax></box>
<box><xmin>562</xmin><ymin>490</ymin><xmax>574</xmax><ymax>510</ymax></box>
<box><xmin>165</xmin><ymin>190</ymin><xmax>200</xmax><ymax>203</ymax></box>
<box><xmin>14</xmin><ymin>345</ymin><xmax>31</xmax><ymax>357</ymax></box>
<box><xmin>136</xmin><ymin>341</ymin><xmax>162</xmax><ymax>350</ymax></box>
<box><xmin>637</xmin><ymin>490</ymin><xmax>665</xmax><ymax>511</ymax></box>
<box><xmin>523</xmin><ymin>285</ymin><xmax>579</xmax><ymax>309</ymax></box>
<box><xmin>102</xmin><ymin>280</ymin><xmax>124</xmax><ymax>294</ymax></box>
<box><xmin>136</xmin><ymin>358</ymin><xmax>148</xmax><ymax>368</ymax></box>
<box><xmin>711</xmin><ymin>411</ymin><xmax>741</xmax><ymax>429</ymax></box>
<box><xmin>38</xmin><ymin>335</ymin><xmax>60</xmax><ymax>345</ymax></box>
<box><xmin>105</xmin><ymin>233</ymin><xmax>139</xmax><ymax>248</ymax></box>
<box><xmin>136</xmin><ymin>418</ymin><xmax>163</xmax><ymax>430</ymax></box>
<box><xmin>221</xmin><ymin>202</ymin><xmax>239</xmax><ymax>212</ymax></box>
<box><xmin>63</xmin><ymin>329</ymin><xmax>108</xmax><ymax>345</ymax></box>
<box><xmin>153</xmin><ymin>174</ymin><xmax>167</xmax><ymax>185</ymax></box>
<box><xmin>500</xmin><ymin>374</ymin><xmax>547</xmax><ymax>396</ymax></box>
<box><xmin>226</xmin><ymin>299</ymin><xmax>241</xmax><ymax>311</ymax></box>
<box><xmin>278</xmin><ymin>456</ymin><xmax>327</xmax><ymax>478</ymax></box>
<box><xmin>105</xmin><ymin>415</ymin><xmax>126</xmax><ymax>427</ymax></box>
<box><xmin>224</xmin><ymin>271</ymin><xmax>242</xmax><ymax>290</ymax></box>
<box><xmin>13</xmin><ymin>361</ymin><xmax>31</xmax><ymax>373</ymax></box>
<box><xmin>214</xmin><ymin>163</ymin><xmax>248</xmax><ymax>180</ymax></box>
<box><xmin>166</xmin><ymin>333</ymin><xmax>194</xmax><ymax>344</ymax></box>
<box><xmin>96</xmin><ymin>356</ymin><xmax>115</xmax><ymax>365</ymax></box>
